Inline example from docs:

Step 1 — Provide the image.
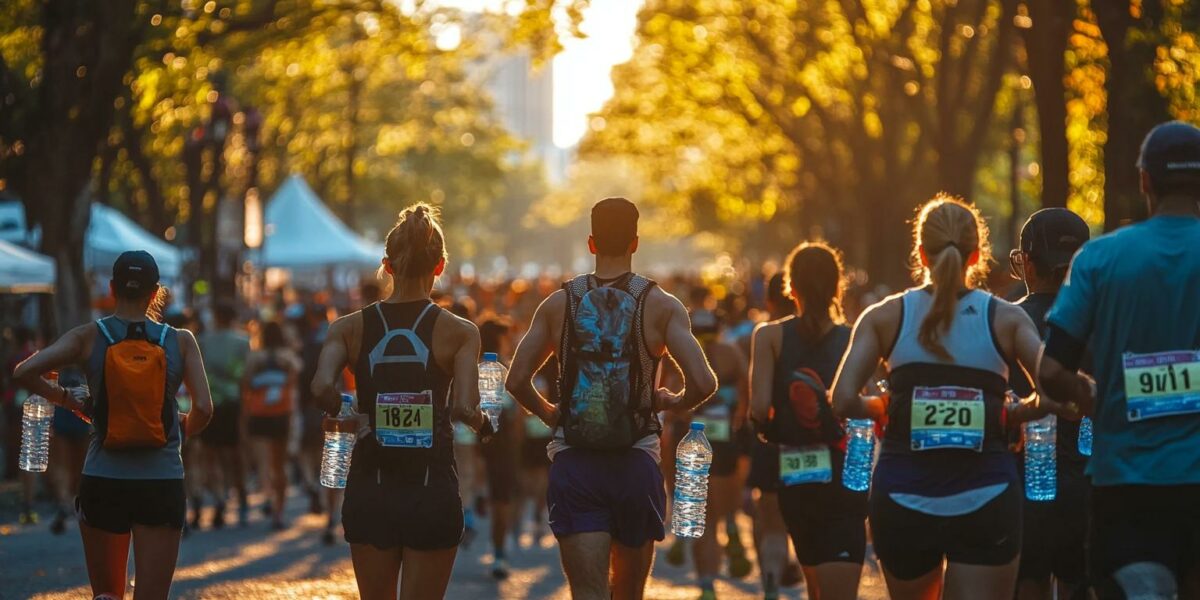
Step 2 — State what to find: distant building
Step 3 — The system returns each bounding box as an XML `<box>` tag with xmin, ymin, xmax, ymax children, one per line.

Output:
<box><xmin>477</xmin><ymin>49</ymin><xmax>570</xmax><ymax>184</ymax></box>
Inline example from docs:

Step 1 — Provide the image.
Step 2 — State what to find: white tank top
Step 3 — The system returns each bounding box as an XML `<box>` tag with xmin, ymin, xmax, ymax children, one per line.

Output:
<box><xmin>888</xmin><ymin>287</ymin><xmax>1009</xmax><ymax>380</ymax></box>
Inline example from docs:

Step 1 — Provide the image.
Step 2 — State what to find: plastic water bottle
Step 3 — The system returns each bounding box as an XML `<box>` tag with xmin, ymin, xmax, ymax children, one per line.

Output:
<box><xmin>1024</xmin><ymin>414</ymin><xmax>1057</xmax><ymax>501</ymax></box>
<box><xmin>1078</xmin><ymin>416</ymin><xmax>1093</xmax><ymax>457</ymax></box>
<box><xmin>672</xmin><ymin>422</ymin><xmax>713</xmax><ymax>538</ymax></box>
<box><xmin>19</xmin><ymin>391</ymin><xmax>53</xmax><ymax>473</ymax></box>
<box><xmin>320</xmin><ymin>393</ymin><xmax>357</xmax><ymax>489</ymax></box>
<box><xmin>842</xmin><ymin>419</ymin><xmax>875</xmax><ymax>491</ymax></box>
<box><xmin>479</xmin><ymin>352</ymin><xmax>506</xmax><ymax>431</ymax></box>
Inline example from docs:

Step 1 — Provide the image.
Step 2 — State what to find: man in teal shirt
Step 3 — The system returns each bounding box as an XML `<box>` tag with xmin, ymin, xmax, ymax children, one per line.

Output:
<box><xmin>1040</xmin><ymin>121</ymin><xmax>1200</xmax><ymax>599</ymax></box>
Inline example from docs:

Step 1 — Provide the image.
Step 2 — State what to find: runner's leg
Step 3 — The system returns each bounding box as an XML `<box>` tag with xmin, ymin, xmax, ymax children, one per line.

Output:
<box><xmin>129</xmin><ymin>524</ymin><xmax>182</xmax><ymax>600</ymax></box>
<box><xmin>803</xmin><ymin>562</ymin><xmax>864</xmax><ymax>600</ymax></box>
<box><xmin>268</xmin><ymin>438</ymin><xmax>288</xmax><ymax>526</ymax></box>
<box><xmin>559</xmin><ymin>531</ymin><xmax>612</xmax><ymax>600</ymax></box>
<box><xmin>942</xmin><ymin>559</ymin><xmax>1020</xmax><ymax>600</ymax></box>
<box><xmin>398</xmin><ymin>546</ymin><xmax>458</xmax><ymax>600</ymax></box>
<box><xmin>755</xmin><ymin>491</ymin><xmax>788</xmax><ymax>596</ymax></box>
<box><xmin>349</xmin><ymin>543</ymin><xmax>403</xmax><ymax>600</ymax></box>
<box><xmin>80</xmin><ymin>522</ymin><xmax>130</xmax><ymax>599</ymax></box>
<box><xmin>694</xmin><ymin>474</ymin><xmax>736</xmax><ymax>592</ymax></box>
<box><xmin>610</xmin><ymin>538</ymin><xmax>655</xmax><ymax>600</ymax></box>
<box><xmin>879</xmin><ymin>563</ymin><xmax>944</xmax><ymax>600</ymax></box>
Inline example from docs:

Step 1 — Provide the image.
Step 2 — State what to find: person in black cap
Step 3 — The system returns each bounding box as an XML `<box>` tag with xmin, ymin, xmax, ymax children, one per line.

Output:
<box><xmin>13</xmin><ymin>250</ymin><xmax>214</xmax><ymax>599</ymax></box>
<box><xmin>1040</xmin><ymin>121</ymin><xmax>1200</xmax><ymax>599</ymax></box>
<box><xmin>1007</xmin><ymin>208</ymin><xmax>1091</xmax><ymax>600</ymax></box>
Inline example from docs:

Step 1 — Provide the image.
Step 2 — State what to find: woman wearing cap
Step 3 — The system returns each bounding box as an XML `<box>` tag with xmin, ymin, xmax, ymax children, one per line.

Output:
<box><xmin>831</xmin><ymin>196</ymin><xmax>1067</xmax><ymax>599</ymax></box>
<box><xmin>310</xmin><ymin>204</ymin><xmax>491</xmax><ymax>599</ymax></box>
<box><xmin>13</xmin><ymin>250</ymin><xmax>214</xmax><ymax>600</ymax></box>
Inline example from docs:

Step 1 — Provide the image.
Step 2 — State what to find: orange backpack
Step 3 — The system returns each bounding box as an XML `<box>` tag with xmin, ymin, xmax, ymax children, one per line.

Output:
<box><xmin>245</xmin><ymin>354</ymin><xmax>293</xmax><ymax>418</ymax></box>
<box><xmin>96</xmin><ymin>319</ymin><xmax>171</xmax><ymax>449</ymax></box>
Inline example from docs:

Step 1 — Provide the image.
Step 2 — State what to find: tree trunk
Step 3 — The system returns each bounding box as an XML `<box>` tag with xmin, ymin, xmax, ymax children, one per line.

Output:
<box><xmin>19</xmin><ymin>0</ymin><xmax>139</xmax><ymax>329</ymax></box>
<box><xmin>1095</xmin><ymin>0</ymin><xmax>1170</xmax><ymax>230</ymax></box>
<box><xmin>1023</xmin><ymin>0</ymin><xmax>1072</xmax><ymax>208</ymax></box>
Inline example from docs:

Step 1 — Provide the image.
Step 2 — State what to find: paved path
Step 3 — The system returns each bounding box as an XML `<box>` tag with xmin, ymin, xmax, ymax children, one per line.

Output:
<box><xmin>1</xmin><ymin>489</ymin><xmax>888</xmax><ymax>599</ymax></box>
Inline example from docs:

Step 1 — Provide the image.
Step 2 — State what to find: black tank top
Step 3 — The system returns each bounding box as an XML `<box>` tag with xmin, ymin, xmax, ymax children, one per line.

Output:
<box><xmin>353</xmin><ymin>300</ymin><xmax>454</xmax><ymax>474</ymax></box>
<box><xmin>772</xmin><ymin>318</ymin><xmax>851</xmax><ymax>397</ymax></box>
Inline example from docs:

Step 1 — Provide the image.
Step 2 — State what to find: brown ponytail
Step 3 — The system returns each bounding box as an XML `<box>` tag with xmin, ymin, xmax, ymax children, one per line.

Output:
<box><xmin>378</xmin><ymin>203</ymin><xmax>448</xmax><ymax>285</ymax></box>
<box><xmin>910</xmin><ymin>194</ymin><xmax>992</xmax><ymax>360</ymax></box>
<box><xmin>783</xmin><ymin>241</ymin><xmax>846</xmax><ymax>342</ymax></box>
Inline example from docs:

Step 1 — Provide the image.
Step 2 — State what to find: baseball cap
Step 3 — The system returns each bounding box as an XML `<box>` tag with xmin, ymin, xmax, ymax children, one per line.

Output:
<box><xmin>1020</xmin><ymin>208</ymin><xmax>1089</xmax><ymax>270</ymax></box>
<box><xmin>112</xmin><ymin>250</ymin><xmax>160</xmax><ymax>294</ymax></box>
<box><xmin>1137</xmin><ymin>121</ymin><xmax>1200</xmax><ymax>191</ymax></box>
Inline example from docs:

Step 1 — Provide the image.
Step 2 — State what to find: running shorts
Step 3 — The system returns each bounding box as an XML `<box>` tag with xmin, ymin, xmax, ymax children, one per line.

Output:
<box><xmin>198</xmin><ymin>402</ymin><xmax>241</xmax><ymax>446</ymax></box>
<box><xmin>247</xmin><ymin>415</ymin><xmax>290</xmax><ymax>441</ymax></box>
<box><xmin>779</xmin><ymin>480</ymin><xmax>868</xmax><ymax>566</ymax></box>
<box><xmin>1089</xmin><ymin>484</ymin><xmax>1200</xmax><ymax>597</ymax></box>
<box><xmin>77</xmin><ymin>475</ymin><xmax>186</xmax><ymax>534</ymax></box>
<box><xmin>870</xmin><ymin>482</ymin><xmax>1022</xmax><ymax>580</ymax></box>
<box><xmin>547</xmin><ymin>447</ymin><xmax>666</xmax><ymax>548</ymax></box>
<box><xmin>342</xmin><ymin>463</ymin><xmax>463</xmax><ymax>550</ymax></box>
<box><xmin>747</xmin><ymin>439</ymin><xmax>781</xmax><ymax>492</ymax></box>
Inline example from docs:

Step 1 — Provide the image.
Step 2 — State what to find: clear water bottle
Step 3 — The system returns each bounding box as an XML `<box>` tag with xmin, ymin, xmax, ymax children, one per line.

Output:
<box><xmin>842</xmin><ymin>419</ymin><xmax>875</xmax><ymax>492</ymax></box>
<box><xmin>1078</xmin><ymin>416</ymin><xmax>1093</xmax><ymax>457</ymax></box>
<box><xmin>1024</xmin><ymin>414</ymin><xmax>1057</xmax><ymax>501</ymax></box>
<box><xmin>320</xmin><ymin>393</ymin><xmax>357</xmax><ymax>489</ymax></box>
<box><xmin>672</xmin><ymin>422</ymin><xmax>713</xmax><ymax>538</ymax></box>
<box><xmin>479</xmin><ymin>352</ymin><xmax>506</xmax><ymax>431</ymax></box>
<box><xmin>19</xmin><ymin>372</ymin><xmax>58</xmax><ymax>473</ymax></box>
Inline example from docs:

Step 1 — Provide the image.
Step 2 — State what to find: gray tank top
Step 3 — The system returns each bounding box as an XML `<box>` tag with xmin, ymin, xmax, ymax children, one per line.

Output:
<box><xmin>83</xmin><ymin>317</ymin><xmax>185</xmax><ymax>480</ymax></box>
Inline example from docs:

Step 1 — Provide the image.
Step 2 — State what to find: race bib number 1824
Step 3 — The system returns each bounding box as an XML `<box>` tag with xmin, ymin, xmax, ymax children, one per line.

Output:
<box><xmin>375</xmin><ymin>391</ymin><xmax>434</xmax><ymax>448</ymax></box>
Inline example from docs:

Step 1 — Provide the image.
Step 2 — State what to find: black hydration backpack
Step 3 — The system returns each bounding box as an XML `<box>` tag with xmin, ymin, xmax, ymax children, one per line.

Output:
<box><xmin>762</xmin><ymin>366</ymin><xmax>846</xmax><ymax>450</ymax></box>
<box><xmin>557</xmin><ymin>273</ymin><xmax>657</xmax><ymax>450</ymax></box>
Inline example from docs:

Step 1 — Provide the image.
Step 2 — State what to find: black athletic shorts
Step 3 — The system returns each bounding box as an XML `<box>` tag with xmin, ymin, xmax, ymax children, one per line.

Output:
<box><xmin>747</xmin><ymin>439</ymin><xmax>781</xmax><ymax>492</ymax></box>
<box><xmin>247</xmin><ymin>415</ymin><xmax>290</xmax><ymax>441</ymax></box>
<box><xmin>870</xmin><ymin>482</ymin><xmax>1022</xmax><ymax>580</ymax></box>
<box><xmin>779</xmin><ymin>481</ymin><xmax>867</xmax><ymax>566</ymax></box>
<box><xmin>342</xmin><ymin>463</ymin><xmax>463</xmax><ymax>550</ymax></box>
<box><xmin>1089</xmin><ymin>484</ymin><xmax>1200</xmax><ymax>596</ymax></box>
<box><xmin>1018</xmin><ymin>471</ymin><xmax>1089</xmax><ymax>585</ymax></box>
<box><xmin>77</xmin><ymin>475</ymin><xmax>186</xmax><ymax>534</ymax></box>
<box><xmin>199</xmin><ymin>403</ymin><xmax>241</xmax><ymax>446</ymax></box>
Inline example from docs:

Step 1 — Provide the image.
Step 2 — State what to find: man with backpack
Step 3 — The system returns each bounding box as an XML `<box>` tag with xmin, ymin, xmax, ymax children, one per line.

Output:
<box><xmin>508</xmin><ymin>197</ymin><xmax>718</xmax><ymax>600</ymax></box>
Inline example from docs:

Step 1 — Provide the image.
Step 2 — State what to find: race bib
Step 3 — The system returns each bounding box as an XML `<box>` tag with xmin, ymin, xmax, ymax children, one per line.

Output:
<box><xmin>695</xmin><ymin>405</ymin><xmax>732</xmax><ymax>442</ymax></box>
<box><xmin>910</xmin><ymin>386</ymin><xmax>985</xmax><ymax>451</ymax></box>
<box><xmin>525</xmin><ymin>414</ymin><xmax>553</xmax><ymax>438</ymax></box>
<box><xmin>1123</xmin><ymin>350</ymin><xmax>1200</xmax><ymax>421</ymax></box>
<box><xmin>375</xmin><ymin>391</ymin><xmax>434</xmax><ymax>448</ymax></box>
<box><xmin>779</xmin><ymin>445</ymin><xmax>832</xmax><ymax>486</ymax></box>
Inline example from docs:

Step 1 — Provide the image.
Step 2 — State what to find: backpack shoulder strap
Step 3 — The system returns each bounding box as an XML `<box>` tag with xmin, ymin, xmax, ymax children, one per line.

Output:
<box><xmin>411</xmin><ymin>302</ymin><xmax>437</xmax><ymax>331</ymax></box>
<box><xmin>96</xmin><ymin>319</ymin><xmax>115</xmax><ymax>345</ymax></box>
<box><xmin>373</xmin><ymin>302</ymin><xmax>390</xmax><ymax>330</ymax></box>
<box><xmin>156</xmin><ymin>322</ymin><xmax>169</xmax><ymax>347</ymax></box>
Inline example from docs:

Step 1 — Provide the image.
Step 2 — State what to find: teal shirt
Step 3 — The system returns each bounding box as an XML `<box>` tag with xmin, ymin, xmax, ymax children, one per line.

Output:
<box><xmin>1047</xmin><ymin>215</ymin><xmax>1200</xmax><ymax>486</ymax></box>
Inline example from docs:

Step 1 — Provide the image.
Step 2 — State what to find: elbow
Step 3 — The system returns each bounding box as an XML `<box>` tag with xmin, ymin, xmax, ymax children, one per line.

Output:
<box><xmin>695</xmin><ymin>373</ymin><xmax>718</xmax><ymax>404</ymax></box>
<box><xmin>831</xmin><ymin>390</ymin><xmax>856</xmax><ymax>420</ymax></box>
<box><xmin>12</xmin><ymin>360</ymin><xmax>32</xmax><ymax>384</ymax></box>
<box><xmin>749</xmin><ymin>401</ymin><xmax>769</xmax><ymax>425</ymax></box>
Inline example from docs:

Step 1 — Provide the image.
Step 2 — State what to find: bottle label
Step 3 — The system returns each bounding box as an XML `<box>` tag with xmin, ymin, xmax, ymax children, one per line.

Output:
<box><xmin>779</xmin><ymin>444</ymin><xmax>832</xmax><ymax>486</ymax></box>
<box><xmin>375</xmin><ymin>391</ymin><xmax>434</xmax><ymax>448</ymax></box>
<box><xmin>694</xmin><ymin>405</ymin><xmax>731</xmax><ymax>442</ymax></box>
<box><xmin>1122</xmin><ymin>350</ymin><xmax>1200</xmax><ymax>421</ymax></box>
<box><xmin>910</xmin><ymin>386</ymin><xmax>985</xmax><ymax>452</ymax></box>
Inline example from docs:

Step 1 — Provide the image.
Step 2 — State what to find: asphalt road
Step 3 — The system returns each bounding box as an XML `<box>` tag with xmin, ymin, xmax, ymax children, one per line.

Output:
<box><xmin>0</xmin><ymin>489</ymin><xmax>889</xmax><ymax>599</ymax></box>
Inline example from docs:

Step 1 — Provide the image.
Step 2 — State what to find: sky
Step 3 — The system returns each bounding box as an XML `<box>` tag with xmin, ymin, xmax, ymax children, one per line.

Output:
<box><xmin>432</xmin><ymin>0</ymin><xmax>644</xmax><ymax>148</ymax></box>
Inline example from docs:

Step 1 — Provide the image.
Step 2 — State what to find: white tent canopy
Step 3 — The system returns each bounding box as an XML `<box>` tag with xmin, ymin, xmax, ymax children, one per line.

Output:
<box><xmin>0</xmin><ymin>239</ymin><xmax>55</xmax><ymax>294</ymax></box>
<box><xmin>262</xmin><ymin>175</ymin><xmax>382</xmax><ymax>270</ymax></box>
<box><xmin>85</xmin><ymin>203</ymin><xmax>184</xmax><ymax>279</ymax></box>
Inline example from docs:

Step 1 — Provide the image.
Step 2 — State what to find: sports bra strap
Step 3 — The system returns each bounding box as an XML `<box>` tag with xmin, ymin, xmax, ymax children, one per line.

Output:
<box><xmin>411</xmin><ymin>302</ymin><xmax>436</xmax><ymax>330</ymax></box>
<box><xmin>374</xmin><ymin>301</ymin><xmax>436</xmax><ymax>332</ymax></box>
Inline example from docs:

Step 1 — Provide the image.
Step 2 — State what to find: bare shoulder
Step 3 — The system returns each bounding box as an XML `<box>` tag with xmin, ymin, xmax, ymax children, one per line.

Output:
<box><xmin>438</xmin><ymin>307</ymin><xmax>480</xmax><ymax>337</ymax></box>
<box><xmin>539</xmin><ymin>289</ymin><xmax>567</xmax><ymax>313</ymax></box>
<box><xmin>993</xmin><ymin>296</ymin><xmax>1035</xmax><ymax>328</ymax></box>
<box><xmin>328</xmin><ymin>311</ymin><xmax>361</xmax><ymax>339</ymax></box>
<box><xmin>752</xmin><ymin>319</ymin><xmax>783</xmax><ymax>343</ymax></box>
<box><xmin>858</xmin><ymin>290</ymin><xmax>905</xmax><ymax>327</ymax></box>
<box><xmin>174</xmin><ymin>327</ymin><xmax>200</xmax><ymax>357</ymax></box>
<box><xmin>646</xmin><ymin>285</ymin><xmax>687</xmax><ymax>317</ymax></box>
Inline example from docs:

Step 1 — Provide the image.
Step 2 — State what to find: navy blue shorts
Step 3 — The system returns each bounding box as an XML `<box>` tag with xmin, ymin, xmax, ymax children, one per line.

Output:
<box><xmin>547</xmin><ymin>448</ymin><xmax>666</xmax><ymax>548</ymax></box>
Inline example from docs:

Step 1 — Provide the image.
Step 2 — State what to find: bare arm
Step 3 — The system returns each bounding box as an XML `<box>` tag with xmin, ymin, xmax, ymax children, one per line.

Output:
<box><xmin>658</xmin><ymin>296</ymin><xmax>718</xmax><ymax>412</ymax></box>
<box><xmin>12</xmin><ymin>325</ymin><xmax>90</xmax><ymax>409</ymax></box>
<box><xmin>831</xmin><ymin>305</ymin><xmax>889</xmax><ymax>421</ymax></box>
<box><xmin>311</xmin><ymin>315</ymin><xmax>354</xmax><ymax>416</ymax></box>
<box><xmin>178</xmin><ymin>329</ymin><xmax>213</xmax><ymax>436</ymax></box>
<box><xmin>998</xmin><ymin>302</ymin><xmax>1079</xmax><ymax>423</ymax></box>
<box><xmin>748</xmin><ymin>323</ymin><xmax>777</xmax><ymax>425</ymax></box>
<box><xmin>449</xmin><ymin>318</ymin><xmax>486</xmax><ymax>432</ymax></box>
<box><xmin>507</xmin><ymin>291</ymin><xmax>563</xmax><ymax>427</ymax></box>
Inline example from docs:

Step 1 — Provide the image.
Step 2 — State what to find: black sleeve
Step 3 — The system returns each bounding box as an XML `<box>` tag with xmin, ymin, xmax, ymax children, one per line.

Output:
<box><xmin>1043</xmin><ymin>323</ymin><xmax>1085</xmax><ymax>373</ymax></box>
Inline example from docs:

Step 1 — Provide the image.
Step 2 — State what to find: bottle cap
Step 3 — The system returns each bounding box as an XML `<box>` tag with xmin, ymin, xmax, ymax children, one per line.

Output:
<box><xmin>47</xmin><ymin>371</ymin><xmax>59</xmax><ymax>382</ymax></box>
<box><xmin>340</xmin><ymin>393</ymin><xmax>355</xmax><ymax>406</ymax></box>
<box><xmin>690</xmin><ymin>421</ymin><xmax>705</xmax><ymax>431</ymax></box>
<box><xmin>483</xmin><ymin>352</ymin><xmax>499</xmax><ymax>362</ymax></box>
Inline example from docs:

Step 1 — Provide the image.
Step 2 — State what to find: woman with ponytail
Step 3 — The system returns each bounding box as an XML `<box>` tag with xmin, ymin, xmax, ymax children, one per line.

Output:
<box><xmin>14</xmin><ymin>250</ymin><xmax>214</xmax><ymax>599</ymax></box>
<box><xmin>748</xmin><ymin>241</ymin><xmax>865</xmax><ymax>600</ymax></box>
<box><xmin>831</xmin><ymin>195</ymin><xmax>1067</xmax><ymax>599</ymax></box>
<box><xmin>310</xmin><ymin>203</ymin><xmax>491</xmax><ymax>599</ymax></box>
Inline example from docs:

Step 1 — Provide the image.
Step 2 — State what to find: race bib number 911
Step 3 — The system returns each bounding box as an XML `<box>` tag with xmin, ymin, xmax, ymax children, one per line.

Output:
<box><xmin>375</xmin><ymin>391</ymin><xmax>434</xmax><ymax>448</ymax></box>
<box><xmin>910</xmin><ymin>386</ymin><xmax>985</xmax><ymax>451</ymax></box>
<box><xmin>1123</xmin><ymin>350</ymin><xmax>1200</xmax><ymax>421</ymax></box>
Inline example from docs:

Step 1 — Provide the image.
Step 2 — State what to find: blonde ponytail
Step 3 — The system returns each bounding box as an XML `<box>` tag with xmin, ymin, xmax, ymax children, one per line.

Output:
<box><xmin>910</xmin><ymin>194</ymin><xmax>992</xmax><ymax>360</ymax></box>
<box><xmin>379</xmin><ymin>203</ymin><xmax>448</xmax><ymax>288</ymax></box>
